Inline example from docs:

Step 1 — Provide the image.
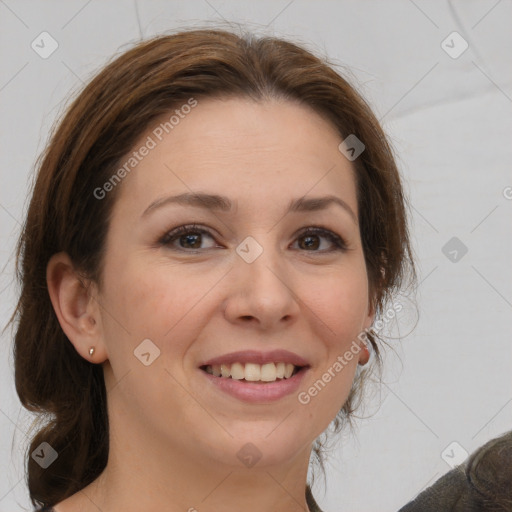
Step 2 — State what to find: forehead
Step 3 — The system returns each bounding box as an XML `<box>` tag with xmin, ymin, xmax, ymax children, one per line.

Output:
<box><xmin>112</xmin><ymin>97</ymin><xmax>358</xmax><ymax>218</ymax></box>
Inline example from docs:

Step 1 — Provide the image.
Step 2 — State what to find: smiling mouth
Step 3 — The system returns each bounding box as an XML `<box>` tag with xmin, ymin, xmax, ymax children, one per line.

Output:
<box><xmin>200</xmin><ymin>362</ymin><xmax>303</xmax><ymax>383</ymax></box>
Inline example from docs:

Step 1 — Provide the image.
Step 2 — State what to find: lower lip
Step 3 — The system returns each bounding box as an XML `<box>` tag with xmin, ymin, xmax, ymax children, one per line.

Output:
<box><xmin>199</xmin><ymin>367</ymin><xmax>309</xmax><ymax>403</ymax></box>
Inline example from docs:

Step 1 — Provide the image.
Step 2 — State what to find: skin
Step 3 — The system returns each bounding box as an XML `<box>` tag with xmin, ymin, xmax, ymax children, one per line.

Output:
<box><xmin>47</xmin><ymin>97</ymin><xmax>374</xmax><ymax>512</ymax></box>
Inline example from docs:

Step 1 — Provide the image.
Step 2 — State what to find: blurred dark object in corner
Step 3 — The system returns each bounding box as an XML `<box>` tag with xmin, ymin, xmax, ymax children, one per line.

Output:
<box><xmin>399</xmin><ymin>430</ymin><xmax>512</xmax><ymax>511</ymax></box>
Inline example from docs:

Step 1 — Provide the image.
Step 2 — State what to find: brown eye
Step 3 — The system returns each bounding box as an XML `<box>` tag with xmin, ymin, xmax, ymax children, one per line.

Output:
<box><xmin>293</xmin><ymin>228</ymin><xmax>347</xmax><ymax>252</ymax></box>
<box><xmin>177</xmin><ymin>232</ymin><xmax>203</xmax><ymax>249</ymax></box>
<box><xmin>160</xmin><ymin>224</ymin><xmax>217</xmax><ymax>251</ymax></box>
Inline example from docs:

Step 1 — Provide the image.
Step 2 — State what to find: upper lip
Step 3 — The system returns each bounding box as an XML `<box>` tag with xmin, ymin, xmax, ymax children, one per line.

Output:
<box><xmin>199</xmin><ymin>349</ymin><xmax>310</xmax><ymax>368</ymax></box>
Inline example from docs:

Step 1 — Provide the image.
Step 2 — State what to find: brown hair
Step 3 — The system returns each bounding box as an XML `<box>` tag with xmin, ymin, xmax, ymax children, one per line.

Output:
<box><xmin>8</xmin><ymin>27</ymin><xmax>417</xmax><ymax>508</ymax></box>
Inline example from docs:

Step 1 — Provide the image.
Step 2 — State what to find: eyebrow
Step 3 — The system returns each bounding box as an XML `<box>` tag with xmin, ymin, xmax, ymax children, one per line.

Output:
<box><xmin>141</xmin><ymin>192</ymin><xmax>357</xmax><ymax>224</ymax></box>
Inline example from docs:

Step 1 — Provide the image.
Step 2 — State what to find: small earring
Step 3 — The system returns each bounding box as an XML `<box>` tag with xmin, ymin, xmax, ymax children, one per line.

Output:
<box><xmin>358</xmin><ymin>343</ymin><xmax>370</xmax><ymax>366</ymax></box>
<box><xmin>88</xmin><ymin>346</ymin><xmax>95</xmax><ymax>357</ymax></box>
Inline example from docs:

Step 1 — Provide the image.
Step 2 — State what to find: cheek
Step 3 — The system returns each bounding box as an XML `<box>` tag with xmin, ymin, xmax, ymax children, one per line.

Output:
<box><xmin>296</xmin><ymin>265</ymin><xmax>367</xmax><ymax>416</ymax></box>
<box><xmin>298</xmin><ymin>351</ymin><xmax>359</xmax><ymax>436</ymax></box>
<box><xmin>100</xmin><ymin>260</ymin><xmax>221</xmax><ymax>363</ymax></box>
<box><xmin>306</xmin><ymin>265</ymin><xmax>370</xmax><ymax>345</ymax></box>
<box><xmin>104</xmin><ymin>255</ymin><xmax>183</xmax><ymax>329</ymax></box>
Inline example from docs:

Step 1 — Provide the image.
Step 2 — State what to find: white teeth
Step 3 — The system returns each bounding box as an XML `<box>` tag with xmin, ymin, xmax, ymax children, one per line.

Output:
<box><xmin>220</xmin><ymin>364</ymin><xmax>230</xmax><ymax>378</ymax></box>
<box><xmin>260</xmin><ymin>363</ymin><xmax>276</xmax><ymax>382</ymax></box>
<box><xmin>230</xmin><ymin>362</ymin><xmax>245</xmax><ymax>380</ymax></box>
<box><xmin>244</xmin><ymin>363</ymin><xmax>261</xmax><ymax>381</ymax></box>
<box><xmin>284</xmin><ymin>363</ymin><xmax>294</xmax><ymax>379</ymax></box>
<box><xmin>203</xmin><ymin>362</ymin><xmax>301</xmax><ymax>382</ymax></box>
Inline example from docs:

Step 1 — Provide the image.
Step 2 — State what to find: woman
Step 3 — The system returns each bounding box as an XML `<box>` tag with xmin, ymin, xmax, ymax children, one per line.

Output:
<box><xmin>13</xmin><ymin>28</ymin><xmax>508</xmax><ymax>512</ymax></box>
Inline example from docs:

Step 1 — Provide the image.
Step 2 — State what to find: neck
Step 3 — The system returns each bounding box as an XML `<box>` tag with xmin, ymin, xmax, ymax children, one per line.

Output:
<box><xmin>75</xmin><ymin>406</ymin><xmax>313</xmax><ymax>512</ymax></box>
<box><xmin>86</xmin><ymin>441</ymin><xmax>312</xmax><ymax>512</ymax></box>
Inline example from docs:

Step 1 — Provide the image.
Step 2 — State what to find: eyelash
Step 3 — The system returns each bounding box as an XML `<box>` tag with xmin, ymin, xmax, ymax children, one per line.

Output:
<box><xmin>158</xmin><ymin>223</ymin><xmax>348</xmax><ymax>253</ymax></box>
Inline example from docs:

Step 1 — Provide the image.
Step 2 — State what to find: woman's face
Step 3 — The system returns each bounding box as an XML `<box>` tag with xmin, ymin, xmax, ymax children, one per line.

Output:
<box><xmin>94</xmin><ymin>97</ymin><xmax>374</xmax><ymax>470</ymax></box>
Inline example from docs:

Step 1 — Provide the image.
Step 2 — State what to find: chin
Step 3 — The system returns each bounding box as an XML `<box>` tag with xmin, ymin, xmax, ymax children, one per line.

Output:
<box><xmin>203</xmin><ymin>424</ymin><xmax>312</xmax><ymax>469</ymax></box>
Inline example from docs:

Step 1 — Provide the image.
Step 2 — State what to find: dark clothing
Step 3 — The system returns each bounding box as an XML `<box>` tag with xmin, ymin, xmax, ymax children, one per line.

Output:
<box><xmin>35</xmin><ymin>430</ymin><xmax>512</xmax><ymax>512</ymax></box>
<box><xmin>398</xmin><ymin>429</ymin><xmax>512</xmax><ymax>511</ymax></box>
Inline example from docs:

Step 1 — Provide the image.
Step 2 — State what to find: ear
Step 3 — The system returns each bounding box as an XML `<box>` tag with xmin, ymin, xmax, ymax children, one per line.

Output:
<box><xmin>46</xmin><ymin>252</ymin><xmax>108</xmax><ymax>363</ymax></box>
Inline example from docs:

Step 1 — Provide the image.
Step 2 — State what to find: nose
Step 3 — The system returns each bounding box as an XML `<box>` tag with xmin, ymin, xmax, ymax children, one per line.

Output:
<box><xmin>223</xmin><ymin>240</ymin><xmax>300</xmax><ymax>330</ymax></box>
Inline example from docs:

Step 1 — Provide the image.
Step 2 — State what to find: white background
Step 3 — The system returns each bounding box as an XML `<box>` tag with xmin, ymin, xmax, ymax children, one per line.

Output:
<box><xmin>1</xmin><ymin>1</ymin><xmax>511</xmax><ymax>511</ymax></box>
